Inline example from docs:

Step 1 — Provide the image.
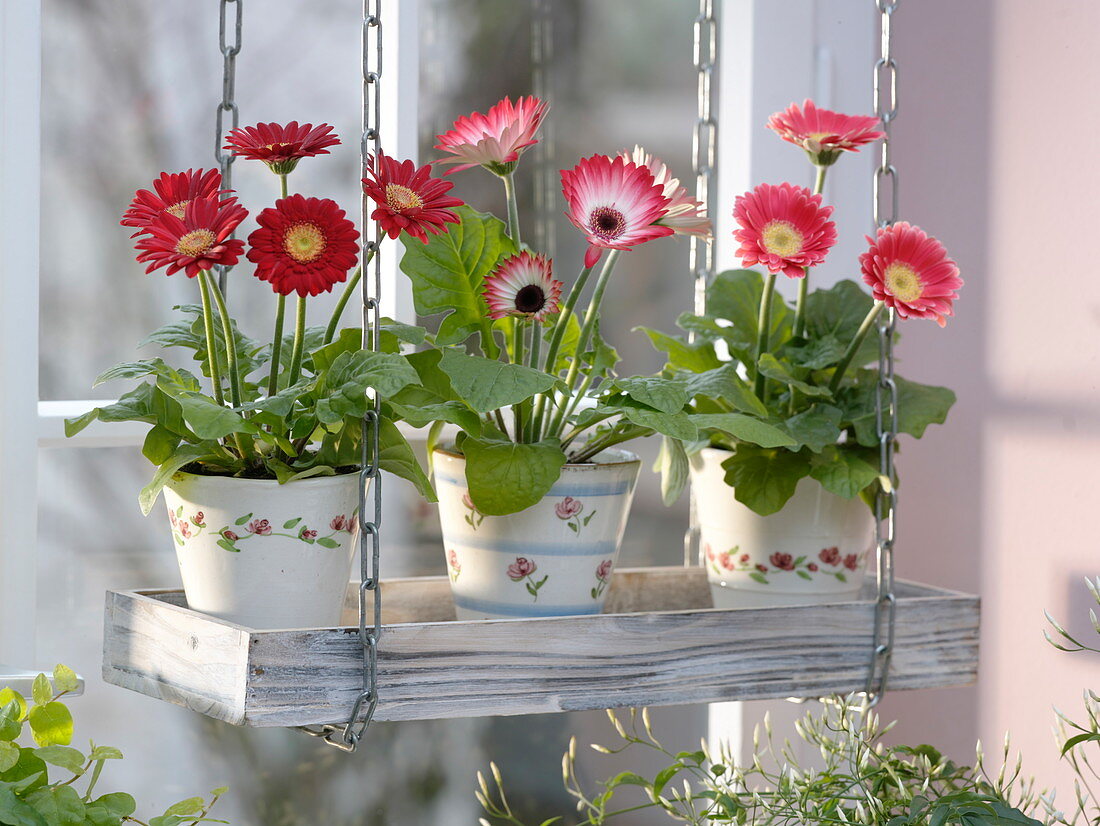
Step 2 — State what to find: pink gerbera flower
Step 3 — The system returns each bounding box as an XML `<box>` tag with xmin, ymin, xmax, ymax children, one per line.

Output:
<box><xmin>767</xmin><ymin>99</ymin><xmax>884</xmax><ymax>165</ymax></box>
<box><xmin>732</xmin><ymin>182</ymin><xmax>837</xmax><ymax>278</ymax></box>
<box><xmin>561</xmin><ymin>155</ymin><xmax>674</xmax><ymax>268</ymax></box>
<box><xmin>362</xmin><ymin>153</ymin><xmax>464</xmax><ymax>243</ymax></box>
<box><xmin>483</xmin><ymin>252</ymin><xmax>562</xmax><ymax>322</ymax></box>
<box><xmin>618</xmin><ymin>146</ymin><xmax>711</xmax><ymax>239</ymax></box>
<box><xmin>860</xmin><ymin>222</ymin><xmax>962</xmax><ymax>327</ymax></box>
<box><xmin>121</xmin><ymin>169</ymin><xmax>225</xmax><ymax>237</ymax></box>
<box><xmin>134</xmin><ymin>195</ymin><xmax>248</xmax><ymax>278</ymax></box>
<box><xmin>434</xmin><ymin>96</ymin><xmax>549</xmax><ymax>175</ymax></box>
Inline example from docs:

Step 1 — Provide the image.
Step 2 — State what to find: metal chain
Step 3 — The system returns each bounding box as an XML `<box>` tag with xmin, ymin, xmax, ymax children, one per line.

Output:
<box><xmin>531</xmin><ymin>0</ymin><xmax>555</xmax><ymax>255</ymax></box>
<box><xmin>865</xmin><ymin>0</ymin><xmax>899</xmax><ymax>707</ymax></box>
<box><xmin>684</xmin><ymin>0</ymin><xmax>718</xmax><ymax>566</ymax></box>
<box><xmin>214</xmin><ymin>0</ymin><xmax>242</xmax><ymax>295</ymax></box>
<box><xmin>299</xmin><ymin>0</ymin><xmax>384</xmax><ymax>752</ymax></box>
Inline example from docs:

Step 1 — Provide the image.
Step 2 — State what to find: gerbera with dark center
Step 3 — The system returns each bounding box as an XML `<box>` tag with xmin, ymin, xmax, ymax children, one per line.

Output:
<box><xmin>483</xmin><ymin>252</ymin><xmax>562</xmax><ymax>322</ymax></box>
<box><xmin>767</xmin><ymin>99</ymin><xmax>884</xmax><ymax>166</ymax></box>
<box><xmin>619</xmin><ymin>146</ymin><xmax>712</xmax><ymax>239</ymax></box>
<box><xmin>133</xmin><ymin>195</ymin><xmax>247</xmax><ymax>278</ymax></box>
<box><xmin>561</xmin><ymin>155</ymin><xmax>674</xmax><ymax>268</ymax></box>
<box><xmin>362</xmin><ymin>153</ymin><xmax>463</xmax><ymax>243</ymax></box>
<box><xmin>732</xmin><ymin>182</ymin><xmax>837</xmax><ymax>279</ymax></box>
<box><xmin>224</xmin><ymin>121</ymin><xmax>340</xmax><ymax>175</ymax></box>
<box><xmin>247</xmin><ymin>194</ymin><xmax>359</xmax><ymax>297</ymax></box>
<box><xmin>434</xmin><ymin>96</ymin><xmax>549</xmax><ymax>175</ymax></box>
<box><xmin>860</xmin><ymin>221</ymin><xmax>962</xmax><ymax>327</ymax></box>
<box><xmin>121</xmin><ymin>169</ymin><xmax>224</xmax><ymax>236</ymax></box>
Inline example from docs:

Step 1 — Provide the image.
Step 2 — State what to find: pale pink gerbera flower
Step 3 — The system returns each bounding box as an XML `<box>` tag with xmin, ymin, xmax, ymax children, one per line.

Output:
<box><xmin>561</xmin><ymin>155</ymin><xmax>674</xmax><ymax>268</ymax></box>
<box><xmin>618</xmin><ymin>146</ymin><xmax>712</xmax><ymax>239</ymax></box>
<box><xmin>483</xmin><ymin>251</ymin><xmax>562</xmax><ymax>322</ymax></box>
<box><xmin>434</xmin><ymin>96</ymin><xmax>549</xmax><ymax>175</ymax></box>
<box><xmin>767</xmin><ymin>99</ymin><xmax>884</xmax><ymax>165</ymax></box>
<box><xmin>733</xmin><ymin>182</ymin><xmax>837</xmax><ymax>278</ymax></box>
<box><xmin>860</xmin><ymin>222</ymin><xmax>962</xmax><ymax>327</ymax></box>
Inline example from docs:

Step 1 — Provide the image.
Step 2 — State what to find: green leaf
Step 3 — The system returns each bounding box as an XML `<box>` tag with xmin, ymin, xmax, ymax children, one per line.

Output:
<box><xmin>654</xmin><ymin>435</ymin><xmax>689</xmax><ymax>506</ymax></box>
<box><xmin>680</xmin><ymin>364</ymin><xmax>768</xmax><ymax>417</ymax></box>
<box><xmin>0</xmin><ymin>742</ymin><xmax>18</xmax><ymax>772</ymax></box>
<box><xmin>635</xmin><ymin>326</ymin><xmax>721</xmax><ymax>372</ymax></box>
<box><xmin>1061</xmin><ymin>731</ymin><xmax>1100</xmax><ymax>755</ymax></box>
<box><xmin>163</xmin><ymin>797</ymin><xmax>204</xmax><ymax>817</ymax></box>
<box><xmin>843</xmin><ymin>372</ymin><xmax>956</xmax><ymax>446</ymax></box>
<box><xmin>438</xmin><ymin>350</ymin><xmax>557</xmax><ymax>414</ymax></box>
<box><xmin>599</xmin><ymin>398</ymin><xmax>698</xmax><ymax>441</ymax></box>
<box><xmin>399</xmin><ymin>205</ymin><xmax>516</xmax><ymax>347</ymax></box>
<box><xmin>138</xmin><ymin>445</ymin><xmax>219</xmax><ymax>516</ymax></box>
<box><xmin>0</xmin><ymin>747</ymin><xmax>46</xmax><ymax>792</ymax></box>
<box><xmin>51</xmin><ymin>666</ymin><xmax>78</xmax><ymax>696</ymax></box>
<box><xmin>378</xmin><ymin>417</ymin><xmax>437</xmax><ymax>502</ymax></box>
<box><xmin>142</xmin><ymin>425</ymin><xmax>180</xmax><ymax>466</ymax></box>
<box><xmin>810</xmin><ymin>446</ymin><xmax>881</xmax><ymax>499</ymax></box>
<box><xmin>93</xmin><ymin>358</ymin><xmax>201</xmax><ymax>392</ymax></box>
<box><xmin>30</xmin><ymin>676</ymin><xmax>50</xmax><ymax>708</ymax></box>
<box><xmin>782</xmin><ymin>334</ymin><xmax>847</xmax><ymax>370</ymax></box>
<box><xmin>234</xmin><ymin>513</ymin><xmax>253</xmax><ymax>526</ymax></box>
<box><xmin>316</xmin><ymin>537</ymin><xmax>340</xmax><ymax>549</ymax></box>
<box><xmin>0</xmin><ymin>691</ymin><xmax>26</xmax><ymax>723</ymax></box>
<box><xmin>749</xmin><ymin>571</ymin><xmax>769</xmax><ymax>585</ymax></box>
<box><xmin>706</xmin><ymin>269</ymin><xmax>792</xmax><ymax>344</ymax></box>
<box><xmin>93</xmin><ymin>793</ymin><xmax>136</xmax><ymax>817</ymax></box>
<box><xmin>757</xmin><ymin>354</ymin><xmax>832</xmax><ymax>397</ymax></box>
<box><xmin>64</xmin><ymin>383</ymin><xmax>158</xmax><ymax>437</ymax></box>
<box><xmin>385</xmin><ymin>394</ymin><xmax>482</xmax><ymax>436</ymax></box>
<box><xmin>88</xmin><ymin>745</ymin><xmax>123</xmax><ymax>761</ymax></box>
<box><xmin>690</xmin><ymin>414</ymin><xmax>797</xmax><ymax>449</ymax></box>
<box><xmin>462</xmin><ymin>437</ymin><xmax>567</xmax><ymax>516</ymax></box>
<box><xmin>613</xmin><ymin>376</ymin><xmax>689</xmax><ymax>415</ymax></box>
<box><xmin>27</xmin><ymin>702</ymin><xmax>73</xmax><ymax>746</ymax></box>
<box><xmin>0</xmin><ymin>701</ymin><xmax>21</xmax><ymax>742</ymax></box>
<box><xmin>804</xmin><ymin>280</ymin><xmax>878</xmax><ymax>367</ymax></box>
<box><xmin>33</xmin><ymin>745</ymin><xmax>85</xmax><ymax>774</ymax></box>
<box><xmin>315</xmin><ymin>350</ymin><xmax>420</xmax><ymax>423</ymax></box>
<box><xmin>721</xmin><ymin>446</ymin><xmax>812</xmax><ymax>515</ymax></box>
<box><xmin>176</xmin><ymin>394</ymin><xmax>256</xmax><ymax>441</ymax></box>
<box><xmin>0</xmin><ymin>784</ymin><xmax>48</xmax><ymax>826</ymax></box>
<box><xmin>783</xmin><ymin>404</ymin><xmax>843</xmax><ymax>452</ymax></box>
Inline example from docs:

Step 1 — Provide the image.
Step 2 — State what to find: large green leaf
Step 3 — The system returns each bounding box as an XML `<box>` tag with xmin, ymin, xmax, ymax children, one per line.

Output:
<box><xmin>599</xmin><ymin>398</ymin><xmax>698</xmax><ymax>441</ymax></box>
<box><xmin>680</xmin><ymin>364</ymin><xmax>768</xmax><ymax>417</ymax></box>
<box><xmin>0</xmin><ymin>785</ymin><xmax>47</xmax><ymax>826</ymax></box>
<box><xmin>27</xmin><ymin>702</ymin><xmax>72</xmax><ymax>747</ymax></box>
<box><xmin>783</xmin><ymin>404</ymin><xmax>843</xmax><ymax>452</ymax></box>
<box><xmin>176</xmin><ymin>394</ymin><xmax>257</xmax><ymax>440</ymax></box>
<box><xmin>690</xmin><ymin>414</ymin><xmax>796</xmax><ymax>449</ymax></box>
<box><xmin>438</xmin><ymin>350</ymin><xmax>557</xmax><ymax>415</ymax></box>
<box><xmin>721</xmin><ymin>445</ymin><xmax>812</xmax><ymax>515</ymax></box>
<box><xmin>462</xmin><ymin>437</ymin><xmax>567</xmax><ymax>515</ymax></box>
<box><xmin>64</xmin><ymin>383</ymin><xmax>157</xmax><ymax>437</ymax></box>
<box><xmin>842</xmin><ymin>371</ymin><xmax>956</xmax><ymax>446</ymax></box>
<box><xmin>706</xmin><ymin>269</ymin><xmax>792</xmax><ymax>344</ymax></box>
<box><xmin>612</xmin><ymin>376</ymin><xmax>690</xmax><ymax>415</ymax></box>
<box><xmin>314</xmin><ymin>350</ymin><xmax>420</xmax><ymax>423</ymax></box>
<box><xmin>378</xmin><ymin>417</ymin><xmax>436</xmax><ymax>502</ymax></box>
<box><xmin>635</xmin><ymin>326</ymin><xmax>721</xmax><ymax>373</ymax></box>
<box><xmin>804</xmin><ymin>279</ymin><xmax>878</xmax><ymax>368</ymax></box>
<box><xmin>654</xmin><ymin>435</ymin><xmax>689</xmax><ymax>506</ymax></box>
<box><xmin>138</xmin><ymin>444</ymin><xmax>221</xmax><ymax>515</ymax></box>
<box><xmin>26</xmin><ymin>785</ymin><xmax>86</xmax><ymax>826</ymax></box>
<box><xmin>757</xmin><ymin>354</ymin><xmax>832</xmax><ymax>398</ymax></box>
<box><xmin>809</xmin><ymin>445</ymin><xmax>880</xmax><ymax>499</ymax></box>
<box><xmin>399</xmin><ymin>206</ymin><xmax>515</xmax><ymax>348</ymax></box>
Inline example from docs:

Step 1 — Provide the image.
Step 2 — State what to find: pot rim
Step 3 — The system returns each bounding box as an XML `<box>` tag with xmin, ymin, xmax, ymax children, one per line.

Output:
<box><xmin>432</xmin><ymin>445</ymin><xmax>640</xmax><ymax>469</ymax></box>
<box><xmin>167</xmin><ymin>468</ymin><xmax>361</xmax><ymax>488</ymax></box>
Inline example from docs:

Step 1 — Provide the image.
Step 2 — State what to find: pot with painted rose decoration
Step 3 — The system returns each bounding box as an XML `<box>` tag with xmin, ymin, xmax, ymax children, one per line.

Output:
<box><xmin>163</xmin><ymin>470</ymin><xmax>362</xmax><ymax>628</ymax></box>
<box><xmin>690</xmin><ymin>447</ymin><xmax>873</xmax><ymax>608</ymax></box>
<box><xmin>432</xmin><ymin>447</ymin><xmax>641</xmax><ymax>620</ymax></box>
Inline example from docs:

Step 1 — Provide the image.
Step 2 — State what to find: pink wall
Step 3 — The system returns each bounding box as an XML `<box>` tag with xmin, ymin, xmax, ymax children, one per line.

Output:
<box><xmin>880</xmin><ymin>0</ymin><xmax>1100</xmax><ymax>796</ymax></box>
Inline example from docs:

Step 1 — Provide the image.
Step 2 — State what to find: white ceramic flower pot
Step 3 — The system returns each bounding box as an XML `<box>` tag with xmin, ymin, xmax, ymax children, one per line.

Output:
<box><xmin>433</xmin><ymin>448</ymin><xmax>641</xmax><ymax>620</ymax></box>
<box><xmin>690</xmin><ymin>447</ymin><xmax>873</xmax><ymax>608</ymax></box>
<box><xmin>163</xmin><ymin>471</ymin><xmax>362</xmax><ymax>629</ymax></box>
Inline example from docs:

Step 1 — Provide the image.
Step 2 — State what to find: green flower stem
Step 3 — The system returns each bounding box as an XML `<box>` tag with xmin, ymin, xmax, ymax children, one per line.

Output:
<box><xmin>828</xmin><ymin>300</ymin><xmax>884</xmax><ymax>395</ymax></box>
<box><xmin>323</xmin><ymin>261</ymin><xmax>366</xmax><ymax>345</ymax></box>
<box><xmin>523</xmin><ymin>322</ymin><xmax>543</xmax><ymax>442</ymax></box>
<box><xmin>532</xmin><ymin>262</ymin><xmax>595</xmax><ymax>439</ymax></box>
<box><xmin>197</xmin><ymin>271</ymin><xmax>226</xmax><ymax>407</ymax></box>
<box><xmin>203</xmin><ymin>270</ymin><xmax>252</xmax><ymax>460</ymax></box>
<box><xmin>546</xmin><ymin>250</ymin><xmax>619</xmax><ymax>440</ymax></box>
<box><xmin>287</xmin><ymin>295</ymin><xmax>308</xmax><ymax>387</ymax></box>
<box><xmin>267</xmin><ymin>174</ymin><xmax>292</xmax><ymax>396</ymax></box>
<box><xmin>753</xmin><ymin>271</ymin><xmax>778</xmax><ymax>400</ymax></box>
<box><xmin>503</xmin><ymin>172</ymin><xmax>521</xmax><ymax>248</ymax></box>
<box><xmin>512</xmin><ymin>318</ymin><xmax>526</xmax><ymax>440</ymax></box>
<box><xmin>793</xmin><ymin>164</ymin><xmax>829</xmax><ymax>339</ymax></box>
<box><xmin>571</xmin><ymin>423</ymin><xmax>652</xmax><ymax>464</ymax></box>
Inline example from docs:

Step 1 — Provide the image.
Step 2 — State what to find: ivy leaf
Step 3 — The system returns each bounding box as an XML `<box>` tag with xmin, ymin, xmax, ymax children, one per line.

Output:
<box><xmin>0</xmin><ymin>784</ymin><xmax>47</xmax><ymax>826</ymax></box>
<box><xmin>33</xmin><ymin>745</ymin><xmax>86</xmax><ymax>774</ymax></box>
<box><xmin>0</xmin><ymin>741</ymin><xmax>18</xmax><ymax>773</ymax></box>
<box><xmin>635</xmin><ymin>326</ymin><xmax>721</xmax><ymax>372</ymax></box>
<box><xmin>462</xmin><ymin>437</ymin><xmax>567</xmax><ymax>516</ymax></box>
<box><xmin>690</xmin><ymin>414</ymin><xmax>796</xmax><ymax>449</ymax></box>
<box><xmin>438</xmin><ymin>350</ymin><xmax>557</xmax><ymax>414</ymax></box>
<box><xmin>721</xmin><ymin>445</ymin><xmax>812</xmax><ymax>515</ymax></box>
<box><xmin>0</xmin><ymin>690</ymin><xmax>26</xmax><ymax>722</ymax></box>
<box><xmin>0</xmin><ymin>701</ymin><xmax>22</xmax><ymax>741</ymax></box>
<box><xmin>27</xmin><ymin>702</ymin><xmax>73</xmax><ymax>746</ymax></box>
<box><xmin>93</xmin><ymin>793</ymin><xmax>136</xmax><ymax>817</ymax></box>
<box><xmin>783</xmin><ymin>404</ymin><xmax>843</xmax><ymax>452</ymax></box>
<box><xmin>30</xmin><ymin>676</ymin><xmax>50</xmax><ymax>708</ymax></box>
<box><xmin>757</xmin><ymin>354</ymin><xmax>832</xmax><ymax>398</ymax></box>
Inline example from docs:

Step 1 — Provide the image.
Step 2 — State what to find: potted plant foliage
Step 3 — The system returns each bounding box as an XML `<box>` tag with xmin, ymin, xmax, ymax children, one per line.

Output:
<box><xmin>645</xmin><ymin>100</ymin><xmax>962</xmax><ymax>607</ymax></box>
<box><xmin>366</xmin><ymin>96</ymin><xmax>712</xmax><ymax>619</ymax></box>
<box><xmin>66</xmin><ymin>122</ymin><xmax>432</xmax><ymax>629</ymax></box>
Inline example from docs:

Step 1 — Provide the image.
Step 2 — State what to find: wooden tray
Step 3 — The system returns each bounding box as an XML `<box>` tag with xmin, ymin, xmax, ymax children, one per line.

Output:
<box><xmin>102</xmin><ymin>566</ymin><xmax>979</xmax><ymax>727</ymax></box>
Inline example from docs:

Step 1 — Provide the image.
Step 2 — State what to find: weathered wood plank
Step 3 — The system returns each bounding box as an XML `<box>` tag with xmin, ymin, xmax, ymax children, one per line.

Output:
<box><xmin>101</xmin><ymin>567</ymin><xmax>979</xmax><ymax>728</ymax></box>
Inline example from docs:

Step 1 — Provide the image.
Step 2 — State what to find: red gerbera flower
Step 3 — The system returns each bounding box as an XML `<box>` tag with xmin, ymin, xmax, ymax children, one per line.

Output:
<box><xmin>767</xmin><ymin>99</ymin><xmax>884</xmax><ymax>165</ymax></box>
<box><xmin>134</xmin><ymin>195</ymin><xmax>247</xmax><ymax>278</ymax></box>
<box><xmin>362</xmin><ymin>153</ymin><xmax>463</xmax><ymax>243</ymax></box>
<box><xmin>860</xmin><ymin>222</ymin><xmax>962</xmax><ymax>327</ymax></box>
<box><xmin>434</xmin><ymin>96</ymin><xmax>549</xmax><ymax>175</ymax></box>
<box><xmin>121</xmin><ymin>169</ymin><xmax>225</xmax><ymax>237</ymax></box>
<box><xmin>224</xmin><ymin>121</ymin><xmax>340</xmax><ymax>175</ymax></box>
<box><xmin>246</xmin><ymin>194</ymin><xmax>359</xmax><ymax>297</ymax></box>
<box><xmin>483</xmin><ymin>252</ymin><xmax>562</xmax><ymax>322</ymax></box>
<box><xmin>561</xmin><ymin>154</ymin><xmax>674</xmax><ymax>268</ymax></box>
<box><xmin>732</xmin><ymin>182</ymin><xmax>837</xmax><ymax>278</ymax></box>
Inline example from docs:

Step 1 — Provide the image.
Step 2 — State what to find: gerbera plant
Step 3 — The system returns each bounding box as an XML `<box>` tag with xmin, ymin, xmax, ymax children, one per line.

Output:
<box><xmin>644</xmin><ymin>99</ymin><xmax>962</xmax><ymax>514</ymax></box>
<box><xmin>372</xmin><ymin>95</ymin><xmax>712</xmax><ymax>516</ymax></box>
<box><xmin>66</xmin><ymin>121</ymin><xmax>434</xmax><ymax>513</ymax></box>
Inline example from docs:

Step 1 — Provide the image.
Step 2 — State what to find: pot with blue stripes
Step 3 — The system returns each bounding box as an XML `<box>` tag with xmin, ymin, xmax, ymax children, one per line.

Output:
<box><xmin>432</xmin><ymin>447</ymin><xmax>642</xmax><ymax>620</ymax></box>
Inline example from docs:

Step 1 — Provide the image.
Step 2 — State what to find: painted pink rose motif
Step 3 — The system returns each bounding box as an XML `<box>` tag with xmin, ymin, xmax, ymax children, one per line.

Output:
<box><xmin>596</xmin><ymin>560</ymin><xmax>613</xmax><ymax>581</ymax></box>
<box><xmin>247</xmin><ymin>519</ymin><xmax>272</xmax><ymax>536</ymax></box>
<box><xmin>330</xmin><ymin>515</ymin><xmax>346</xmax><ymax>531</ymax></box>
<box><xmin>719</xmin><ymin>552</ymin><xmax>735</xmax><ymax>571</ymax></box>
<box><xmin>807</xmin><ymin>562</ymin><xmax>819</xmax><ymax>572</ymax></box>
<box><xmin>555</xmin><ymin>497</ymin><xmax>583</xmax><ymax>519</ymax></box>
<box><xmin>739</xmin><ymin>554</ymin><xmax>750</xmax><ymax>564</ymax></box>
<box><xmin>222</xmin><ymin>529</ymin><xmax>239</xmax><ymax>541</ymax></box>
<box><xmin>769</xmin><ymin>552</ymin><xmax>795</xmax><ymax>571</ymax></box>
<box><xmin>843</xmin><ymin>553</ymin><xmax>860</xmax><ymax>571</ymax></box>
<box><xmin>507</xmin><ymin>557</ymin><xmax>538</xmax><ymax>580</ymax></box>
<box><xmin>179</xmin><ymin>522</ymin><xmax>191</xmax><ymax>539</ymax></box>
<box><xmin>704</xmin><ymin>543</ymin><xmax>714</xmax><ymax>561</ymax></box>
<box><xmin>299</xmin><ymin>528</ymin><xmax>318</xmax><ymax>541</ymax></box>
<box><xmin>756</xmin><ymin>564</ymin><xmax>768</xmax><ymax>573</ymax></box>
<box><xmin>819</xmin><ymin>547</ymin><xmax>841</xmax><ymax>566</ymax></box>
<box><xmin>169</xmin><ymin>511</ymin><xmax>178</xmax><ymax>527</ymax></box>
<box><xmin>447</xmin><ymin>549</ymin><xmax>461</xmax><ymax>582</ymax></box>
<box><xmin>462</xmin><ymin>492</ymin><xmax>484</xmax><ymax>530</ymax></box>
<box><xmin>191</xmin><ymin>510</ymin><xmax>205</xmax><ymax>527</ymax></box>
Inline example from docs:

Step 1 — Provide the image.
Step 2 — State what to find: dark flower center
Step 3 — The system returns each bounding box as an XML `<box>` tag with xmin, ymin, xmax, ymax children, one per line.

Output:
<box><xmin>587</xmin><ymin>205</ymin><xmax>626</xmax><ymax>240</ymax></box>
<box><xmin>514</xmin><ymin>284</ymin><xmax>546</xmax><ymax>314</ymax></box>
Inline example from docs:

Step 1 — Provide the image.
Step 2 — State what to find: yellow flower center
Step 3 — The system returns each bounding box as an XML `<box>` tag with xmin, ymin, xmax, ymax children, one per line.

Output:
<box><xmin>283</xmin><ymin>222</ymin><xmax>326</xmax><ymax>263</ymax></box>
<box><xmin>884</xmin><ymin>261</ymin><xmax>923</xmax><ymax>303</ymax></box>
<box><xmin>386</xmin><ymin>183</ymin><xmax>422</xmax><ymax>212</ymax></box>
<box><xmin>165</xmin><ymin>200</ymin><xmax>189</xmax><ymax>219</ymax></box>
<box><xmin>175</xmin><ymin>229</ymin><xmax>215</xmax><ymax>258</ymax></box>
<box><xmin>761</xmin><ymin>220</ymin><xmax>803</xmax><ymax>257</ymax></box>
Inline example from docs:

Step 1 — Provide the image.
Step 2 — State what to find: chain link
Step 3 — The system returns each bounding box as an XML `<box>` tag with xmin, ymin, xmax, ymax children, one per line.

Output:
<box><xmin>214</xmin><ymin>0</ymin><xmax>241</xmax><ymax>295</ymax></box>
<box><xmin>865</xmin><ymin>0</ymin><xmax>899</xmax><ymax>708</ymax></box>
<box><xmin>684</xmin><ymin>0</ymin><xmax>718</xmax><ymax>567</ymax></box>
<box><xmin>298</xmin><ymin>0</ymin><xmax>384</xmax><ymax>752</ymax></box>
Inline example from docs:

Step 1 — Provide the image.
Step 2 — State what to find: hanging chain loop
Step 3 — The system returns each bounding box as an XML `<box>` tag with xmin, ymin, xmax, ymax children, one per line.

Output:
<box><xmin>684</xmin><ymin>0</ymin><xmax>718</xmax><ymax>566</ymax></box>
<box><xmin>298</xmin><ymin>0</ymin><xmax>384</xmax><ymax>752</ymax></box>
<box><xmin>214</xmin><ymin>0</ymin><xmax>242</xmax><ymax>295</ymax></box>
<box><xmin>865</xmin><ymin>0</ymin><xmax>899</xmax><ymax>708</ymax></box>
